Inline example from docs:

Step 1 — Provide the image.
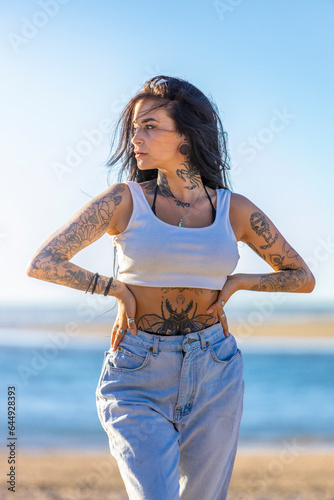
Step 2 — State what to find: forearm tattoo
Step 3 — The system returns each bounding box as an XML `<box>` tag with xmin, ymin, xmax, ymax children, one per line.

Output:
<box><xmin>28</xmin><ymin>184</ymin><xmax>124</xmax><ymax>293</ymax></box>
<box><xmin>250</xmin><ymin>267</ymin><xmax>309</xmax><ymax>292</ymax></box>
<box><xmin>137</xmin><ymin>297</ymin><xmax>218</xmax><ymax>335</ymax></box>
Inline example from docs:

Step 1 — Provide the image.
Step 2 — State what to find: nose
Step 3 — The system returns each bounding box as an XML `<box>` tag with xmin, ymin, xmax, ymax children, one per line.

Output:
<box><xmin>131</xmin><ymin>129</ymin><xmax>143</xmax><ymax>146</ymax></box>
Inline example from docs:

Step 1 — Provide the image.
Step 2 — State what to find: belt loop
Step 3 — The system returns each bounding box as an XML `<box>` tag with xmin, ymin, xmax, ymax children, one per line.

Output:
<box><xmin>198</xmin><ymin>331</ymin><xmax>208</xmax><ymax>350</ymax></box>
<box><xmin>152</xmin><ymin>336</ymin><xmax>160</xmax><ymax>356</ymax></box>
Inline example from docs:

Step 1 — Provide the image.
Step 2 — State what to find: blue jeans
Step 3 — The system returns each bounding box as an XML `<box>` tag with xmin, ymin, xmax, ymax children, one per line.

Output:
<box><xmin>96</xmin><ymin>322</ymin><xmax>245</xmax><ymax>500</ymax></box>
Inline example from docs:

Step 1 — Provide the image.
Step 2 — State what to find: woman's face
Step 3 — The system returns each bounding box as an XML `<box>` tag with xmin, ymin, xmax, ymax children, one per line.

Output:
<box><xmin>131</xmin><ymin>98</ymin><xmax>186</xmax><ymax>172</ymax></box>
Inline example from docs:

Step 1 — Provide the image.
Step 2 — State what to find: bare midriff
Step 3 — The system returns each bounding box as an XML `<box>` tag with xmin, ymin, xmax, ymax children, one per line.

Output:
<box><xmin>125</xmin><ymin>284</ymin><xmax>220</xmax><ymax>335</ymax></box>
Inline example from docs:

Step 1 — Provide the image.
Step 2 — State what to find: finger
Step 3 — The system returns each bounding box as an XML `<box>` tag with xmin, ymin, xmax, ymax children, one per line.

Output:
<box><xmin>127</xmin><ymin>316</ymin><xmax>137</xmax><ymax>335</ymax></box>
<box><xmin>112</xmin><ymin>328</ymin><xmax>126</xmax><ymax>351</ymax></box>
<box><xmin>110</xmin><ymin>325</ymin><xmax>118</xmax><ymax>348</ymax></box>
<box><xmin>219</xmin><ymin>311</ymin><xmax>229</xmax><ymax>337</ymax></box>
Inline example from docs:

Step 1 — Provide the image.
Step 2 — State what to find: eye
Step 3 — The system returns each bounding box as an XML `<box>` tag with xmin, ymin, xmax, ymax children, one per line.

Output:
<box><xmin>132</xmin><ymin>124</ymin><xmax>155</xmax><ymax>134</ymax></box>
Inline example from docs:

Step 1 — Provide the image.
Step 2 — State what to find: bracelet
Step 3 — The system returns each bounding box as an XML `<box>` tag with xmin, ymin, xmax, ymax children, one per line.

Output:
<box><xmin>104</xmin><ymin>277</ymin><xmax>114</xmax><ymax>296</ymax></box>
<box><xmin>85</xmin><ymin>272</ymin><xmax>100</xmax><ymax>294</ymax></box>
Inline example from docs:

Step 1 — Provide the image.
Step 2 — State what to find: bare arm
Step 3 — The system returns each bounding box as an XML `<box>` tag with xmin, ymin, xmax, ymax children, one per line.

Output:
<box><xmin>232</xmin><ymin>193</ymin><xmax>316</xmax><ymax>293</ymax></box>
<box><xmin>26</xmin><ymin>183</ymin><xmax>130</xmax><ymax>298</ymax></box>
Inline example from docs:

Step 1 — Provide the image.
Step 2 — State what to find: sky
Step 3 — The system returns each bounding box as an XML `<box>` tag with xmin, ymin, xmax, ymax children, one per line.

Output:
<box><xmin>1</xmin><ymin>0</ymin><xmax>333</xmax><ymax>312</ymax></box>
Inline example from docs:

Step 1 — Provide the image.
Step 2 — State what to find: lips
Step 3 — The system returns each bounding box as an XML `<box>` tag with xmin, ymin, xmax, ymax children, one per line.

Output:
<box><xmin>135</xmin><ymin>152</ymin><xmax>147</xmax><ymax>157</ymax></box>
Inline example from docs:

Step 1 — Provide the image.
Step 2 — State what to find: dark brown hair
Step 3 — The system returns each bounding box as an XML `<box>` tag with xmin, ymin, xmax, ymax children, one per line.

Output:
<box><xmin>105</xmin><ymin>75</ymin><xmax>232</xmax><ymax>190</ymax></box>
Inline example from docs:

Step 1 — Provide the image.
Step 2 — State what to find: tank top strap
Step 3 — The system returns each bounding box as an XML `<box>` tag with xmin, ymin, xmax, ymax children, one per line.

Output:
<box><xmin>152</xmin><ymin>182</ymin><xmax>158</xmax><ymax>215</ymax></box>
<box><xmin>124</xmin><ymin>180</ymin><xmax>147</xmax><ymax>214</ymax></box>
<box><xmin>202</xmin><ymin>184</ymin><xmax>216</xmax><ymax>220</ymax></box>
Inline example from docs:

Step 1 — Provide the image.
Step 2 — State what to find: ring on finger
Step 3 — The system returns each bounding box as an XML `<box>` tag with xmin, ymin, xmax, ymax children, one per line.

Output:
<box><xmin>127</xmin><ymin>317</ymin><xmax>135</xmax><ymax>323</ymax></box>
<box><xmin>219</xmin><ymin>300</ymin><xmax>225</xmax><ymax>306</ymax></box>
<box><xmin>118</xmin><ymin>329</ymin><xmax>125</xmax><ymax>334</ymax></box>
<box><xmin>220</xmin><ymin>312</ymin><xmax>226</xmax><ymax>318</ymax></box>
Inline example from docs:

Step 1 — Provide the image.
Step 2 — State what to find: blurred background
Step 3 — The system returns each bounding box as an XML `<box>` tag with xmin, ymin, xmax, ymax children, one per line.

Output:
<box><xmin>1</xmin><ymin>0</ymin><xmax>334</xmax><ymax>498</ymax></box>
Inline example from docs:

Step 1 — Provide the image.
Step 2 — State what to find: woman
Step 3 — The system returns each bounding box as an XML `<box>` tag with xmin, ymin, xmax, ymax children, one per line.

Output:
<box><xmin>27</xmin><ymin>75</ymin><xmax>315</xmax><ymax>500</ymax></box>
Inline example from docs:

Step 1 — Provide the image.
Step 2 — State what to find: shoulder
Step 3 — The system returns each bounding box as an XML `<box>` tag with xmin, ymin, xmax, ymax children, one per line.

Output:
<box><xmin>99</xmin><ymin>182</ymin><xmax>134</xmax><ymax>235</ymax></box>
<box><xmin>229</xmin><ymin>191</ymin><xmax>256</xmax><ymax>211</ymax></box>
<box><xmin>229</xmin><ymin>191</ymin><xmax>263</xmax><ymax>219</ymax></box>
<box><xmin>97</xmin><ymin>182</ymin><xmax>132</xmax><ymax>208</ymax></box>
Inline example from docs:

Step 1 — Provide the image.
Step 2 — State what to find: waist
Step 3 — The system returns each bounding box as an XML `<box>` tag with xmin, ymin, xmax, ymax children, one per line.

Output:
<box><xmin>122</xmin><ymin>322</ymin><xmax>227</xmax><ymax>346</ymax></box>
<box><xmin>126</xmin><ymin>284</ymin><xmax>220</xmax><ymax>336</ymax></box>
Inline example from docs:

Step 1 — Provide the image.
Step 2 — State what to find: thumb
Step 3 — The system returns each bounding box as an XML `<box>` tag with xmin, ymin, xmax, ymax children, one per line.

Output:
<box><xmin>206</xmin><ymin>305</ymin><xmax>216</xmax><ymax>314</ymax></box>
<box><xmin>206</xmin><ymin>300</ymin><xmax>222</xmax><ymax>314</ymax></box>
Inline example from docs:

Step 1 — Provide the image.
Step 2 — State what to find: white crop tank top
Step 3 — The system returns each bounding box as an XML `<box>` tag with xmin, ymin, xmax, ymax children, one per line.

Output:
<box><xmin>110</xmin><ymin>181</ymin><xmax>240</xmax><ymax>290</ymax></box>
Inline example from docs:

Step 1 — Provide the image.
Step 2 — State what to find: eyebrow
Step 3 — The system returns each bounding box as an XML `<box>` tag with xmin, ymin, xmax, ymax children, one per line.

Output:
<box><xmin>132</xmin><ymin>117</ymin><xmax>159</xmax><ymax>124</ymax></box>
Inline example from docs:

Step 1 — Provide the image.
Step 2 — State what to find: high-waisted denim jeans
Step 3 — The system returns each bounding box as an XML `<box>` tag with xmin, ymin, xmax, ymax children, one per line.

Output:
<box><xmin>96</xmin><ymin>322</ymin><xmax>245</xmax><ymax>500</ymax></box>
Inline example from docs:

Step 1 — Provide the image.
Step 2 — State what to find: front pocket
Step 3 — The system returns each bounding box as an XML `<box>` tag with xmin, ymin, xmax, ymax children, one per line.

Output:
<box><xmin>208</xmin><ymin>336</ymin><xmax>241</xmax><ymax>364</ymax></box>
<box><xmin>106</xmin><ymin>344</ymin><xmax>151</xmax><ymax>372</ymax></box>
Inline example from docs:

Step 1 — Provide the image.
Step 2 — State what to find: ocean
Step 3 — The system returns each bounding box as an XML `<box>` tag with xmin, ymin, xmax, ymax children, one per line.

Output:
<box><xmin>1</xmin><ymin>324</ymin><xmax>334</xmax><ymax>453</ymax></box>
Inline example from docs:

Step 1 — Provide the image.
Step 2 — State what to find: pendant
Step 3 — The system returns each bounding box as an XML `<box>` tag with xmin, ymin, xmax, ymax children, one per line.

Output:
<box><xmin>179</xmin><ymin>220</ymin><xmax>184</xmax><ymax>227</ymax></box>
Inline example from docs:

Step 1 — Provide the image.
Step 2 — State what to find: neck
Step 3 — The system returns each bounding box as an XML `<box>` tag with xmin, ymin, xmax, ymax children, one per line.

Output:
<box><xmin>156</xmin><ymin>161</ymin><xmax>203</xmax><ymax>206</ymax></box>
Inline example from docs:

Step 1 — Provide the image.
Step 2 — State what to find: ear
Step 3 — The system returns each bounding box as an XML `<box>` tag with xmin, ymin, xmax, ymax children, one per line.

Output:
<box><xmin>180</xmin><ymin>132</ymin><xmax>190</xmax><ymax>143</ymax></box>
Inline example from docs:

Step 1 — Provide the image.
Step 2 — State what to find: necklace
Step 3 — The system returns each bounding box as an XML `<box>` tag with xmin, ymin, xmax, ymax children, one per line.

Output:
<box><xmin>157</xmin><ymin>184</ymin><xmax>204</xmax><ymax>227</ymax></box>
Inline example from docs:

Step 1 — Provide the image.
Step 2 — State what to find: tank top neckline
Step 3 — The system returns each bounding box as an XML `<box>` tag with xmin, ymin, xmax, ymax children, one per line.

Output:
<box><xmin>131</xmin><ymin>181</ymin><xmax>224</xmax><ymax>231</ymax></box>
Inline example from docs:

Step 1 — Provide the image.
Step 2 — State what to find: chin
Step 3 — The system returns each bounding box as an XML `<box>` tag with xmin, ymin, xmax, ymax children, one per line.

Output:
<box><xmin>136</xmin><ymin>160</ymin><xmax>155</xmax><ymax>170</ymax></box>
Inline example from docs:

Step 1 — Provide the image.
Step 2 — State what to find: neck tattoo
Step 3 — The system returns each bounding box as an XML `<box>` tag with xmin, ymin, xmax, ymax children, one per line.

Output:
<box><xmin>156</xmin><ymin>183</ymin><xmax>204</xmax><ymax>227</ymax></box>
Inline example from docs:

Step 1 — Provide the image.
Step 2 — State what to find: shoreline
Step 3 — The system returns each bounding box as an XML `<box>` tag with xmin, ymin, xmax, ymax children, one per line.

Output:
<box><xmin>1</xmin><ymin>318</ymin><xmax>334</xmax><ymax>337</ymax></box>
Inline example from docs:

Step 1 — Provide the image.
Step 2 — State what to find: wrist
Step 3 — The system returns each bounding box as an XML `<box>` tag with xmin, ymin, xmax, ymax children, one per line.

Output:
<box><xmin>109</xmin><ymin>279</ymin><xmax>128</xmax><ymax>299</ymax></box>
<box><xmin>228</xmin><ymin>273</ymin><xmax>246</xmax><ymax>291</ymax></box>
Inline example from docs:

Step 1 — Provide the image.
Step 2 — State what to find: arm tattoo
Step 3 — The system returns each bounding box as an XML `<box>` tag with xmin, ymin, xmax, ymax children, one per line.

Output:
<box><xmin>245</xmin><ymin>241</ymin><xmax>265</xmax><ymax>259</ymax></box>
<box><xmin>250</xmin><ymin>211</ymin><xmax>278</xmax><ymax>249</ymax></box>
<box><xmin>250</xmin><ymin>268</ymin><xmax>309</xmax><ymax>292</ymax></box>
<box><xmin>30</xmin><ymin>260</ymin><xmax>118</xmax><ymax>295</ymax></box>
<box><xmin>137</xmin><ymin>298</ymin><xmax>218</xmax><ymax>335</ymax></box>
<box><xmin>247</xmin><ymin>236</ymin><xmax>302</xmax><ymax>271</ymax></box>
<box><xmin>28</xmin><ymin>184</ymin><xmax>125</xmax><ymax>293</ymax></box>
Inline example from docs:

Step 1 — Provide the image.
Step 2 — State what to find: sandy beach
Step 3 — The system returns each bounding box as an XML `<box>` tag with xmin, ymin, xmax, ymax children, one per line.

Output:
<box><xmin>1</xmin><ymin>449</ymin><xmax>334</xmax><ymax>499</ymax></box>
